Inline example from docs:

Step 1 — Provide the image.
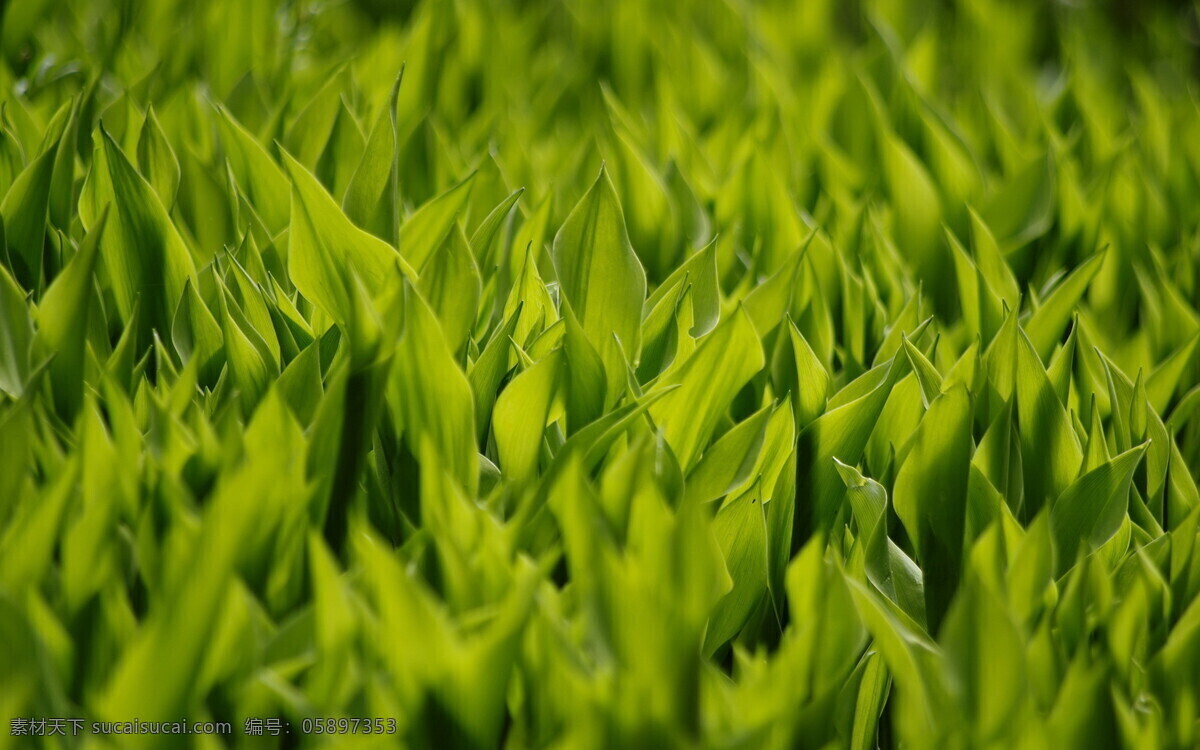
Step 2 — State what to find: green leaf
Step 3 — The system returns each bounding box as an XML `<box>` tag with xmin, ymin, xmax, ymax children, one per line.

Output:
<box><xmin>79</xmin><ymin>126</ymin><xmax>196</xmax><ymax>339</ymax></box>
<box><xmin>1147</xmin><ymin>332</ymin><xmax>1199</xmax><ymax>413</ymax></box>
<box><xmin>552</xmin><ymin>166</ymin><xmax>648</xmax><ymax>404</ymax></box>
<box><xmin>901</xmin><ymin>335</ymin><xmax>943</xmax><ymax>406</ymax></box>
<box><xmin>136</xmin><ymin>106</ymin><xmax>180</xmax><ymax>211</ymax></box>
<box><xmin>0</xmin><ymin>457</ymin><xmax>78</xmax><ymax>591</ymax></box>
<box><xmin>649</xmin><ymin>305</ymin><xmax>764</xmax><ymax>470</ymax></box>
<box><xmin>1026</xmin><ymin>249</ymin><xmax>1106</xmax><ymax>361</ymax></box>
<box><xmin>277</xmin><ymin>340</ymin><xmax>323</xmax><ymax>427</ymax></box>
<box><xmin>0</xmin><ymin>136</ymin><xmax>55</xmax><ymax>286</ymax></box>
<box><xmin>470</xmin><ymin>187</ymin><xmax>525</xmax><ymax>265</ymax></box>
<box><xmin>837</xmin><ymin>459</ymin><xmax>925</xmax><ymax>624</ymax></box>
<box><xmin>1015</xmin><ymin>328</ymin><xmax>1083</xmax><ymax>519</ymax></box>
<box><xmin>646</xmin><ymin>237</ymin><xmax>720</xmax><ymax>338</ymax></box>
<box><xmin>419</xmin><ymin>222</ymin><xmax>482</xmax><ymax>354</ymax></box>
<box><xmin>0</xmin><ymin>262</ymin><xmax>31</xmax><ymax>398</ymax></box>
<box><xmin>967</xmin><ymin>207</ymin><xmax>1019</xmax><ymax>308</ymax></box>
<box><xmin>948</xmin><ymin>226</ymin><xmax>1004</xmax><ymax>346</ymax></box>
<box><xmin>215</xmin><ymin>105</ymin><xmax>291</xmax><ymax>234</ymax></box>
<box><xmin>799</xmin><ymin>353</ymin><xmax>910</xmax><ymax>534</ymax></box>
<box><xmin>171</xmin><ymin>277</ymin><xmax>224</xmax><ymax>384</ymax></box>
<box><xmin>282</xmin><ymin>148</ymin><xmax>413</xmax><ymax>336</ymax></box>
<box><xmin>493</xmin><ymin>350</ymin><xmax>561</xmax><ymax>485</ymax></box>
<box><xmin>561</xmin><ymin>300</ymin><xmax>606</xmax><ymax>433</ymax></box>
<box><xmin>47</xmin><ymin>96</ymin><xmax>80</xmax><ymax>233</ymax></box>
<box><xmin>980</xmin><ymin>153</ymin><xmax>1055</xmax><ymax>247</ymax></box>
<box><xmin>939</xmin><ymin>573</ymin><xmax>1027</xmax><ymax>741</ymax></box>
<box><xmin>216</xmin><ymin>279</ymin><xmax>278</xmax><ymax>412</ymax></box>
<box><xmin>343</xmin><ymin>68</ymin><xmax>404</xmax><ymax>242</ymax></box>
<box><xmin>705</xmin><ymin>481</ymin><xmax>769</xmax><ymax>655</ymax></box>
<box><xmin>788</xmin><ymin>318</ymin><xmax>830</xmax><ymax>428</ymax></box>
<box><xmin>881</xmin><ymin>131</ymin><xmax>944</xmax><ymax>309</ymax></box>
<box><xmin>684</xmin><ymin>403</ymin><xmax>772</xmax><ymax>506</ymax></box>
<box><xmin>399</xmin><ymin>171</ymin><xmax>476</xmax><ymax>271</ymax></box>
<box><xmin>609</xmin><ymin>119</ymin><xmax>679</xmax><ymax>281</ymax></box>
<box><xmin>502</xmin><ymin>241</ymin><xmax>557</xmax><ymax>350</ymax></box>
<box><xmin>390</xmin><ymin>284</ymin><xmax>478</xmax><ymax>495</ymax></box>
<box><xmin>36</xmin><ymin>207</ymin><xmax>108</xmax><ymax>415</ymax></box>
<box><xmin>283</xmin><ymin>65</ymin><xmax>347</xmax><ymax>170</ymax></box>
<box><xmin>842</xmin><ymin>651</ymin><xmax>891</xmax><ymax>750</ymax></box>
<box><xmin>744</xmin><ymin>249</ymin><xmax>804</xmax><ymax>335</ymax></box>
<box><xmin>893</xmin><ymin>386</ymin><xmax>972</xmax><ymax>631</ymax></box>
<box><xmin>467</xmin><ymin>310</ymin><xmax>520</xmax><ymax>441</ymax></box>
<box><xmin>1051</xmin><ymin>443</ymin><xmax>1148</xmax><ymax>574</ymax></box>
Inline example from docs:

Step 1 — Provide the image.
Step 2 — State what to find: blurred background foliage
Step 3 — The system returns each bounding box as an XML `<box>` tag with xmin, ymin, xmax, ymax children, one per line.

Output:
<box><xmin>3</xmin><ymin>0</ymin><xmax>1200</xmax><ymax>748</ymax></box>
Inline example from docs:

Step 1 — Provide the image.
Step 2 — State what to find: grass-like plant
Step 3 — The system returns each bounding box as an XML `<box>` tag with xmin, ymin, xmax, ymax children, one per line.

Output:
<box><xmin>2</xmin><ymin>0</ymin><xmax>1200</xmax><ymax>747</ymax></box>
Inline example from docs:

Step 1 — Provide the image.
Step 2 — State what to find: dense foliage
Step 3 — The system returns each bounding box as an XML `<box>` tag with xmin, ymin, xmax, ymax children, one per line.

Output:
<box><xmin>2</xmin><ymin>0</ymin><xmax>1200</xmax><ymax>747</ymax></box>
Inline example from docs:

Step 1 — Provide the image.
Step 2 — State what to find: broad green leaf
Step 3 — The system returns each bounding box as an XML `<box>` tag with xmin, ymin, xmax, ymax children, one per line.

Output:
<box><xmin>0</xmin><ymin>262</ymin><xmax>31</xmax><ymax>397</ymax></box>
<box><xmin>47</xmin><ymin>96</ymin><xmax>80</xmax><ymax>233</ymax></box>
<box><xmin>419</xmin><ymin>223</ymin><xmax>482</xmax><ymax>353</ymax></box>
<box><xmin>1051</xmin><ymin>443</ymin><xmax>1148</xmax><ymax>574</ymax></box>
<box><xmin>308</xmin><ymin>532</ymin><xmax>357</xmax><ymax>653</ymax></box>
<box><xmin>981</xmin><ymin>153</ymin><xmax>1055</xmax><ymax>247</ymax></box>
<box><xmin>283</xmin><ymin>65</ymin><xmax>347</xmax><ymax>170</ymax></box>
<box><xmin>36</xmin><ymin>208</ymin><xmax>108</xmax><ymax>415</ymax></box>
<box><xmin>1046</xmin><ymin>320</ymin><xmax>1078</xmax><ymax>408</ymax></box>
<box><xmin>844</xmin><ymin>576</ymin><xmax>942</xmax><ymax>740</ymax></box>
<box><xmin>503</xmin><ymin>241</ymin><xmax>557</xmax><ymax>349</ymax></box>
<box><xmin>893</xmin><ymin>386</ymin><xmax>972</xmax><ymax>630</ymax></box>
<box><xmin>837</xmin><ymin>459</ymin><xmax>925</xmax><ymax>624</ymax></box>
<box><xmin>940</xmin><ymin>573</ymin><xmax>1027</xmax><ymax>741</ymax></box>
<box><xmin>282</xmin><ymin>148</ymin><xmax>413</xmax><ymax>336</ymax></box>
<box><xmin>637</xmin><ymin>275</ymin><xmax>688</xmax><ymax>382</ymax></box>
<box><xmin>225</xmin><ymin>253</ymin><xmax>281</xmax><ymax>365</ymax></box>
<box><xmin>136</xmin><ymin>106</ymin><xmax>180</xmax><ymax>210</ymax></box>
<box><xmin>684</xmin><ymin>403</ymin><xmax>773</xmax><ymax>506</ymax></box>
<box><xmin>1147</xmin><ymin>332</ymin><xmax>1199</xmax><ymax>413</ymax></box>
<box><xmin>561</xmin><ymin>301</ymin><xmax>606</xmax><ymax>433</ymax></box>
<box><xmin>967</xmin><ymin>207</ymin><xmax>1019</xmax><ymax>307</ymax></box>
<box><xmin>839</xmin><ymin>459</ymin><xmax>886</xmax><ymax>537</ymax></box>
<box><xmin>646</xmin><ymin>237</ymin><xmax>720</xmax><ymax>338</ymax></box>
<box><xmin>705</xmin><ymin>481</ymin><xmax>769</xmax><ymax>655</ymax></box>
<box><xmin>1026</xmin><ymin>249</ymin><xmax>1106</xmax><ymax>361</ymax></box>
<box><xmin>788</xmin><ymin>318</ymin><xmax>830</xmax><ymax>428</ymax></box>
<box><xmin>171</xmin><ymin>277</ymin><xmax>224</xmax><ymax>384</ymax></box>
<box><xmin>1015</xmin><ymin>328</ymin><xmax>1083</xmax><ymax>518</ymax></box>
<box><xmin>277</xmin><ymin>340</ymin><xmax>323</xmax><ymax>427</ymax></box>
<box><xmin>467</xmin><ymin>310</ymin><xmax>520</xmax><ymax>440</ymax></box>
<box><xmin>609</xmin><ymin>119</ymin><xmax>679</xmax><ymax>281</ymax></box>
<box><xmin>470</xmin><ymin>187</ymin><xmax>525</xmax><ymax>266</ymax></box>
<box><xmin>215</xmin><ymin>105</ymin><xmax>291</xmax><ymax>233</ymax></box>
<box><xmin>0</xmin><ymin>397</ymin><xmax>33</xmax><ymax>516</ymax></box>
<box><xmin>343</xmin><ymin>68</ymin><xmax>404</xmax><ymax>241</ymax></box>
<box><xmin>799</xmin><ymin>353</ymin><xmax>910</xmax><ymax>534</ymax></box>
<box><xmin>948</xmin><ymin>226</ymin><xmax>1004</xmax><ymax>346</ymax></box>
<box><xmin>649</xmin><ymin>306</ymin><xmax>764</xmax><ymax>470</ymax></box>
<box><xmin>60</xmin><ymin>399</ymin><xmax>123</xmax><ymax>611</ymax></box>
<box><xmin>901</xmin><ymin>335</ymin><xmax>943</xmax><ymax>406</ymax></box>
<box><xmin>552</xmin><ymin>166</ymin><xmax>648</xmax><ymax>404</ymax></box>
<box><xmin>0</xmin><ymin>457</ymin><xmax>78</xmax><ymax>590</ymax></box>
<box><xmin>493</xmin><ymin>350</ymin><xmax>561</xmax><ymax>485</ymax></box>
<box><xmin>842</xmin><ymin>652</ymin><xmax>890</xmax><ymax>750</ymax></box>
<box><xmin>881</xmin><ymin>131</ymin><xmax>944</xmax><ymax>308</ymax></box>
<box><xmin>744</xmin><ymin>250</ymin><xmax>803</xmax><ymax>335</ymax></box>
<box><xmin>1</xmin><ymin>137</ymin><xmax>55</xmax><ymax>285</ymax></box>
<box><xmin>390</xmin><ymin>284</ymin><xmax>478</xmax><ymax>495</ymax></box>
<box><xmin>398</xmin><ymin>171</ymin><xmax>476</xmax><ymax>271</ymax></box>
<box><xmin>79</xmin><ymin>126</ymin><xmax>196</xmax><ymax>339</ymax></box>
<box><xmin>216</xmin><ymin>281</ymin><xmax>277</xmax><ymax>411</ymax></box>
